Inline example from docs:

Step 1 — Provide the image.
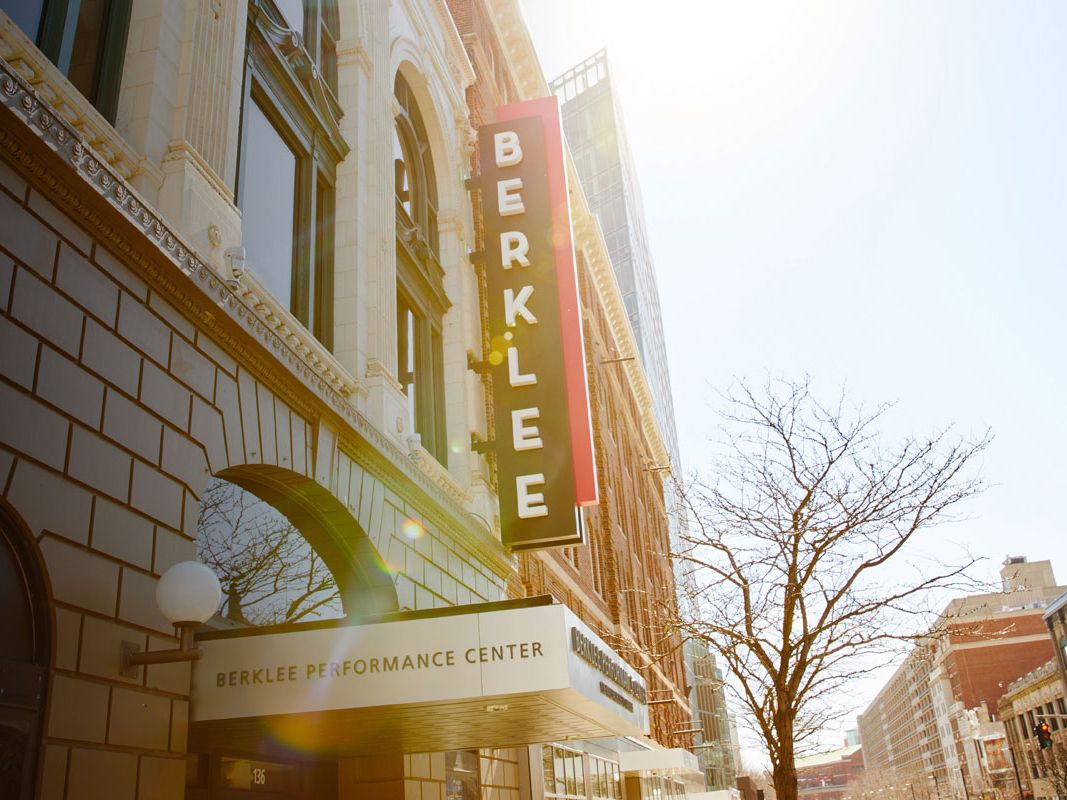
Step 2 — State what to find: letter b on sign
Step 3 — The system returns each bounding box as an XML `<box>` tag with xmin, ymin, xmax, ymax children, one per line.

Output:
<box><xmin>495</xmin><ymin>131</ymin><xmax>523</xmax><ymax>167</ymax></box>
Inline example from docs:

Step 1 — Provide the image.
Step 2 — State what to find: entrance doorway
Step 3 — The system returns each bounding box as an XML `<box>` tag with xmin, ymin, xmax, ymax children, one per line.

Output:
<box><xmin>0</xmin><ymin>503</ymin><xmax>49</xmax><ymax>800</ymax></box>
<box><xmin>184</xmin><ymin>753</ymin><xmax>336</xmax><ymax>800</ymax></box>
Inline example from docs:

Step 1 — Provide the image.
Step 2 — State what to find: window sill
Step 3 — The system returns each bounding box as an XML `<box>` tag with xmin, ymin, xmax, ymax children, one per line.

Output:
<box><xmin>0</xmin><ymin>14</ymin><xmax>159</xmax><ymax>187</ymax></box>
<box><xmin>406</xmin><ymin>437</ymin><xmax>473</xmax><ymax>509</ymax></box>
<box><xmin>230</xmin><ymin>267</ymin><xmax>366</xmax><ymax>401</ymax></box>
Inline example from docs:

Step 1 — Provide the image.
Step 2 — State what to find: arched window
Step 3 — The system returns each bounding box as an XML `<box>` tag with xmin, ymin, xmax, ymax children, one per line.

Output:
<box><xmin>0</xmin><ymin>503</ymin><xmax>49</xmax><ymax>800</ymax></box>
<box><xmin>236</xmin><ymin>0</ymin><xmax>345</xmax><ymax>349</ymax></box>
<box><xmin>394</xmin><ymin>73</ymin><xmax>450</xmax><ymax>463</ymax></box>
<box><xmin>196</xmin><ymin>476</ymin><xmax>342</xmax><ymax>626</ymax></box>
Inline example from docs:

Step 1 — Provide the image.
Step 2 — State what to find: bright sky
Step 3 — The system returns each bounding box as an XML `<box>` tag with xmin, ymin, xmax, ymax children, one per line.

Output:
<box><xmin>520</xmin><ymin>0</ymin><xmax>1067</xmax><ymax>754</ymax></box>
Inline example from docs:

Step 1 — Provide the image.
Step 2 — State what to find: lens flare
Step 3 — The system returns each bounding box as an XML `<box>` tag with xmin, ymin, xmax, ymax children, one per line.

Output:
<box><xmin>401</xmin><ymin>517</ymin><xmax>426</xmax><ymax>540</ymax></box>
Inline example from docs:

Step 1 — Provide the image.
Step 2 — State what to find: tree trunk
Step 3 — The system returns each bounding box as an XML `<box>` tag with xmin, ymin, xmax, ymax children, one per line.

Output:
<box><xmin>772</xmin><ymin>711</ymin><xmax>798</xmax><ymax>800</ymax></box>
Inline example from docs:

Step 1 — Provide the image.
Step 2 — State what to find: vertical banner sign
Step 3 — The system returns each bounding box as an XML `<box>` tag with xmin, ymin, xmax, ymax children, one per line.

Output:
<box><xmin>478</xmin><ymin>97</ymin><xmax>598</xmax><ymax>551</ymax></box>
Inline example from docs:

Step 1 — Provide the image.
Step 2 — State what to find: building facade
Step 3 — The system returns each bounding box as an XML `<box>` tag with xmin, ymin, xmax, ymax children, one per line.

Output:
<box><xmin>795</xmin><ymin>742</ymin><xmax>863</xmax><ymax>800</ymax></box>
<box><xmin>997</xmin><ymin>659</ymin><xmax>1067</xmax><ymax>800</ymax></box>
<box><xmin>1046</xmin><ymin>592</ymin><xmax>1067</xmax><ymax>691</ymax></box>
<box><xmin>0</xmin><ymin>1</ymin><xmax>695</xmax><ymax>799</ymax></box>
<box><xmin>858</xmin><ymin>558</ymin><xmax>1066</xmax><ymax>800</ymax></box>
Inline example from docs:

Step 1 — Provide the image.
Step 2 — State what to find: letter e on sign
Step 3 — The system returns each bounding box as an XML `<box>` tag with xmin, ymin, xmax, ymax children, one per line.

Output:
<box><xmin>516</xmin><ymin>474</ymin><xmax>548</xmax><ymax>518</ymax></box>
<box><xmin>512</xmin><ymin>408</ymin><xmax>543</xmax><ymax>451</ymax></box>
<box><xmin>497</xmin><ymin>178</ymin><xmax>525</xmax><ymax>216</ymax></box>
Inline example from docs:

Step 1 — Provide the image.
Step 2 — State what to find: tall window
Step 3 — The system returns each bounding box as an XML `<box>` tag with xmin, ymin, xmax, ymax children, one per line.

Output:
<box><xmin>394</xmin><ymin>73</ymin><xmax>449</xmax><ymax>462</ymax></box>
<box><xmin>0</xmin><ymin>0</ymin><xmax>131</xmax><ymax>122</ymax></box>
<box><xmin>237</xmin><ymin>0</ymin><xmax>345</xmax><ymax>348</ymax></box>
<box><xmin>542</xmin><ymin>745</ymin><xmax>587</xmax><ymax>800</ymax></box>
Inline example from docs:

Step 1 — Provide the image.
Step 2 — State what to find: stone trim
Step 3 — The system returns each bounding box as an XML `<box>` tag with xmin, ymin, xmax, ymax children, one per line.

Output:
<box><xmin>0</xmin><ymin>55</ymin><xmax>514</xmax><ymax>579</ymax></box>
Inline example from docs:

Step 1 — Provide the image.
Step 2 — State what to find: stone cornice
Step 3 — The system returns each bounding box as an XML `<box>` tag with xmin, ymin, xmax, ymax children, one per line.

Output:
<box><xmin>486</xmin><ymin>0</ymin><xmax>549</xmax><ymax>98</ymax></box>
<box><xmin>428</xmin><ymin>0</ymin><xmax>477</xmax><ymax>91</ymax></box>
<box><xmin>0</xmin><ymin>56</ymin><xmax>514</xmax><ymax>580</ymax></box>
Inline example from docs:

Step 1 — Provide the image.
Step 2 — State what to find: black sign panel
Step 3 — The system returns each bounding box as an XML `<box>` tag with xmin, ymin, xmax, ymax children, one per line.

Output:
<box><xmin>478</xmin><ymin>115</ymin><xmax>582</xmax><ymax>550</ymax></box>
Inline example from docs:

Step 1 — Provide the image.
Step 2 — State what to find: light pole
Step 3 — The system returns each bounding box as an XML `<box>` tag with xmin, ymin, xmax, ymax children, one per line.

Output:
<box><xmin>908</xmin><ymin>783</ymin><xmax>917</xmax><ymax>800</ymax></box>
<box><xmin>957</xmin><ymin>767</ymin><xmax>972</xmax><ymax>800</ymax></box>
<box><xmin>931</xmin><ymin>773</ymin><xmax>942</xmax><ymax>800</ymax></box>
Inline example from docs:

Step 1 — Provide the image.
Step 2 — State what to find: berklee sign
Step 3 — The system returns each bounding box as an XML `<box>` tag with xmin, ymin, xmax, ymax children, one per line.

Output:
<box><xmin>477</xmin><ymin>98</ymin><xmax>598</xmax><ymax>551</ymax></box>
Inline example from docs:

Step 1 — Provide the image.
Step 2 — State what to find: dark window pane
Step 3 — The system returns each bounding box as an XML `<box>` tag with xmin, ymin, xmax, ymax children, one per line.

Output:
<box><xmin>0</xmin><ymin>0</ymin><xmax>46</xmax><ymax>42</ymax></box>
<box><xmin>430</xmin><ymin>325</ymin><xmax>446</xmax><ymax>460</ymax></box>
<box><xmin>241</xmin><ymin>100</ymin><xmax>296</xmax><ymax>310</ymax></box>
<box><xmin>393</xmin><ymin>126</ymin><xmax>412</xmax><ymax>218</ymax></box>
<box><xmin>0</xmin><ymin>533</ymin><xmax>33</xmax><ymax>662</ymax></box>
<box><xmin>67</xmin><ymin>0</ymin><xmax>109</xmax><ymax>100</ymax></box>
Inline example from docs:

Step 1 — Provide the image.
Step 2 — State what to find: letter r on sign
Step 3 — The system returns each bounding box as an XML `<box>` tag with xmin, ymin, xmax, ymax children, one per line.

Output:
<box><xmin>500</xmin><ymin>231</ymin><xmax>530</xmax><ymax>268</ymax></box>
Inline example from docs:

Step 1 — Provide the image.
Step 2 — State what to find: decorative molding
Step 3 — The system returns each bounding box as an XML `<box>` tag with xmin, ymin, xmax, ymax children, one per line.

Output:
<box><xmin>228</xmin><ymin>266</ymin><xmax>367</xmax><ymax>401</ymax></box>
<box><xmin>336</xmin><ymin>38</ymin><xmax>373</xmax><ymax>79</ymax></box>
<box><xmin>365</xmin><ymin>358</ymin><xmax>405</xmax><ymax>394</ymax></box>
<box><xmin>247</xmin><ymin>0</ymin><xmax>348</xmax><ymax>164</ymax></box>
<box><xmin>427</xmin><ymin>0</ymin><xmax>477</xmax><ymax>90</ymax></box>
<box><xmin>0</xmin><ymin>55</ymin><xmax>513</xmax><ymax>579</ymax></box>
<box><xmin>161</xmin><ymin>139</ymin><xmax>234</xmax><ymax>205</ymax></box>
<box><xmin>408</xmin><ymin>444</ymin><xmax>472</xmax><ymax>508</ymax></box>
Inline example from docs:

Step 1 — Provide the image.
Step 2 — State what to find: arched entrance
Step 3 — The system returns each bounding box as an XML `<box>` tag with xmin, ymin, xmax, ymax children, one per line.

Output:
<box><xmin>0</xmin><ymin>501</ymin><xmax>50</xmax><ymax>800</ymax></box>
<box><xmin>186</xmin><ymin>467</ymin><xmax>398</xmax><ymax>799</ymax></box>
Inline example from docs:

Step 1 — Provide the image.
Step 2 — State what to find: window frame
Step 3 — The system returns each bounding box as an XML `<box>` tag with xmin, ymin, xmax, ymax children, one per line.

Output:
<box><xmin>237</xmin><ymin>0</ymin><xmax>346</xmax><ymax>349</ymax></box>
<box><xmin>14</xmin><ymin>0</ymin><xmax>132</xmax><ymax>122</ymax></box>
<box><xmin>393</xmin><ymin>72</ymin><xmax>450</xmax><ymax>463</ymax></box>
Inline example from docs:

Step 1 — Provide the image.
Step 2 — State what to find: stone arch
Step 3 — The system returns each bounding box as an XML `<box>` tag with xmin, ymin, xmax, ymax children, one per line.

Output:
<box><xmin>206</xmin><ymin>464</ymin><xmax>399</xmax><ymax>620</ymax></box>
<box><xmin>0</xmin><ymin>497</ymin><xmax>51</xmax><ymax>799</ymax></box>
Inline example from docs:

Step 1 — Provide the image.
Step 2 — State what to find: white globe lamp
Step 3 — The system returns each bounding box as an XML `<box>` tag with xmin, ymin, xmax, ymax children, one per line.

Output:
<box><xmin>120</xmin><ymin>561</ymin><xmax>221</xmax><ymax>675</ymax></box>
<box><xmin>156</xmin><ymin>560</ymin><xmax>221</xmax><ymax>625</ymax></box>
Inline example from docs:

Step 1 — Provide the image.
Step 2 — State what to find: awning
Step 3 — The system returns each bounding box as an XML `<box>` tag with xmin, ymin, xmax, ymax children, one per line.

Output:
<box><xmin>189</xmin><ymin>599</ymin><xmax>648</xmax><ymax>757</ymax></box>
<box><xmin>620</xmin><ymin>747</ymin><xmax>706</xmax><ymax>792</ymax></box>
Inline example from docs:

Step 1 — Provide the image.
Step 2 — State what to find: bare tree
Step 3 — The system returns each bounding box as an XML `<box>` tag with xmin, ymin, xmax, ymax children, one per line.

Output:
<box><xmin>670</xmin><ymin>379</ymin><xmax>989</xmax><ymax>800</ymax></box>
<box><xmin>197</xmin><ymin>477</ymin><xmax>341</xmax><ymax>626</ymax></box>
<box><xmin>1038</xmin><ymin>741</ymin><xmax>1067</xmax><ymax>798</ymax></box>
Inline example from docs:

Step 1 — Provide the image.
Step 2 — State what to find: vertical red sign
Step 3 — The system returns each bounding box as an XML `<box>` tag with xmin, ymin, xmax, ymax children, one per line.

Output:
<box><xmin>478</xmin><ymin>98</ymin><xmax>598</xmax><ymax>551</ymax></box>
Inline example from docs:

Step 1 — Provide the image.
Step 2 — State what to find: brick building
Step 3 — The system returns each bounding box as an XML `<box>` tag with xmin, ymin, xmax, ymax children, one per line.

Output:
<box><xmin>858</xmin><ymin>558</ymin><xmax>1066</xmax><ymax>800</ymax></box>
<box><xmin>795</xmin><ymin>743</ymin><xmax>864</xmax><ymax>800</ymax></box>
<box><xmin>0</xmin><ymin>1</ymin><xmax>694</xmax><ymax>799</ymax></box>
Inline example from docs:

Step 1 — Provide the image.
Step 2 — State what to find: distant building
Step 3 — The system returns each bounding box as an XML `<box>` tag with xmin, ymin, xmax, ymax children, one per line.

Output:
<box><xmin>1045</xmin><ymin>591</ymin><xmax>1067</xmax><ymax>689</ymax></box>
<box><xmin>858</xmin><ymin>557</ymin><xmax>1067</xmax><ymax>799</ymax></box>
<box><xmin>687</xmin><ymin>640</ymin><xmax>738</xmax><ymax>790</ymax></box>
<box><xmin>795</xmin><ymin>741</ymin><xmax>864</xmax><ymax>800</ymax></box>
<box><xmin>997</xmin><ymin>658</ymin><xmax>1067</xmax><ymax>800</ymax></box>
